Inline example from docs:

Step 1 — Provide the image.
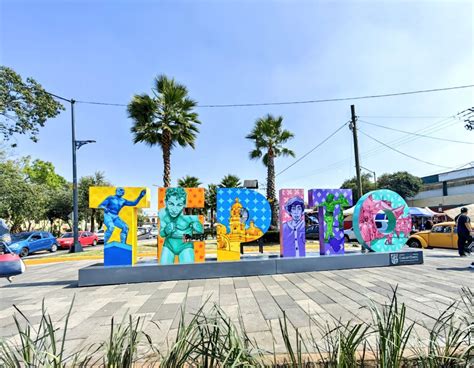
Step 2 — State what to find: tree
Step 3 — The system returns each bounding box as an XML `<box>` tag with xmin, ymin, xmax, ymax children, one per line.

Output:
<box><xmin>45</xmin><ymin>187</ymin><xmax>72</xmax><ymax>235</ymax></box>
<box><xmin>246</xmin><ymin>114</ymin><xmax>295</xmax><ymax>227</ymax></box>
<box><xmin>219</xmin><ymin>174</ymin><xmax>242</xmax><ymax>188</ymax></box>
<box><xmin>0</xmin><ymin>160</ymin><xmax>46</xmax><ymax>232</ymax></box>
<box><xmin>205</xmin><ymin>184</ymin><xmax>217</xmax><ymax>228</ymax></box>
<box><xmin>128</xmin><ymin>75</ymin><xmax>201</xmax><ymax>187</ymax></box>
<box><xmin>0</xmin><ymin>66</ymin><xmax>64</xmax><ymax>144</ymax></box>
<box><xmin>177</xmin><ymin>175</ymin><xmax>202</xmax><ymax>188</ymax></box>
<box><xmin>78</xmin><ymin>171</ymin><xmax>111</xmax><ymax>232</ymax></box>
<box><xmin>340</xmin><ymin>173</ymin><xmax>376</xmax><ymax>204</ymax></box>
<box><xmin>22</xmin><ymin>157</ymin><xmax>67</xmax><ymax>190</ymax></box>
<box><xmin>137</xmin><ymin>209</ymin><xmax>148</xmax><ymax>226</ymax></box>
<box><xmin>377</xmin><ymin>171</ymin><xmax>422</xmax><ymax>199</ymax></box>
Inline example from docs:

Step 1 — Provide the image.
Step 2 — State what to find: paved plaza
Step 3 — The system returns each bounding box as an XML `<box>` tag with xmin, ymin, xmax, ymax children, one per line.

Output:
<box><xmin>0</xmin><ymin>248</ymin><xmax>473</xmax><ymax>354</ymax></box>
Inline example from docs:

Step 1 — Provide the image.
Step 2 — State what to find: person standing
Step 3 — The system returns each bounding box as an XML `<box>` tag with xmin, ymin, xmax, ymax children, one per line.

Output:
<box><xmin>456</xmin><ymin>207</ymin><xmax>472</xmax><ymax>257</ymax></box>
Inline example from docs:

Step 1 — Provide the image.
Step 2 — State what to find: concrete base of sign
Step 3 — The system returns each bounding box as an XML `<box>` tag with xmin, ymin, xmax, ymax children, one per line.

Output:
<box><xmin>78</xmin><ymin>250</ymin><xmax>423</xmax><ymax>287</ymax></box>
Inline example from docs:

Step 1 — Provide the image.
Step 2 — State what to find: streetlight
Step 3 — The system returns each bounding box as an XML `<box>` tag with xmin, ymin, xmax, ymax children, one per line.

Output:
<box><xmin>360</xmin><ymin>166</ymin><xmax>376</xmax><ymax>187</ymax></box>
<box><xmin>45</xmin><ymin>94</ymin><xmax>96</xmax><ymax>253</ymax></box>
<box><xmin>70</xmin><ymin>101</ymin><xmax>96</xmax><ymax>253</ymax></box>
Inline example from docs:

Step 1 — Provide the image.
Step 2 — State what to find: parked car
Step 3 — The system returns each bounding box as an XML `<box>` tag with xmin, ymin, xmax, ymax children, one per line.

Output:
<box><xmin>137</xmin><ymin>227</ymin><xmax>153</xmax><ymax>239</ymax></box>
<box><xmin>305</xmin><ymin>225</ymin><xmax>320</xmax><ymax>240</ymax></box>
<box><xmin>57</xmin><ymin>231</ymin><xmax>98</xmax><ymax>249</ymax></box>
<box><xmin>150</xmin><ymin>227</ymin><xmax>159</xmax><ymax>238</ymax></box>
<box><xmin>407</xmin><ymin>221</ymin><xmax>473</xmax><ymax>249</ymax></box>
<box><xmin>96</xmin><ymin>229</ymin><xmax>105</xmax><ymax>244</ymax></box>
<box><xmin>8</xmin><ymin>231</ymin><xmax>58</xmax><ymax>257</ymax></box>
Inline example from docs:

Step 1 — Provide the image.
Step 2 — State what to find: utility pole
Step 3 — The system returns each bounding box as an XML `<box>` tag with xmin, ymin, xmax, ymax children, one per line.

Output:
<box><xmin>349</xmin><ymin>105</ymin><xmax>363</xmax><ymax>199</ymax></box>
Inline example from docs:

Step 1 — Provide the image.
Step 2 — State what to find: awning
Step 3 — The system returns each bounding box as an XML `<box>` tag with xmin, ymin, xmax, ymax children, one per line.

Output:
<box><xmin>423</xmin><ymin>207</ymin><xmax>444</xmax><ymax>216</ymax></box>
<box><xmin>343</xmin><ymin>206</ymin><xmax>355</xmax><ymax>216</ymax></box>
<box><xmin>444</xmin><ymin>204</ymin><xmax>474</xmax><ymax>220</ymax></box>
<box><xmin>409</xmin><ymin>207</ymin><xmax>434</xmax><ymax>217</ymax></box>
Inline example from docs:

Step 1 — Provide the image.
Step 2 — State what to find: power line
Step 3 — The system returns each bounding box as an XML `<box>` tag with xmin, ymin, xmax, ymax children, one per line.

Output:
<box><xmin>357</xmin><ymin>116</ymin><xmax>459</xmax><ymax>159</ymax></box>
<box><xmin>71</xmin><ymin>84</ymin><xmax>474</xmax><ymax>108</ymax></box>
<box><xmin>358</xmin><ymin>115</ymin><xmax>452</xmax><ymax>119</ymax></box>
<box><xmin>358</xmin><ymin>119</ymin><xmax>474</xmax><ymax>145</ymax></box>
<box><xmin>276</xmin><ymin>122</ymin><xmax>348</xmax><ymax>177</ymax></box>
<box><xmin>278</xmin><ymin>115</ymin><xmax>462</xmax><ymax>183</ymax></box>
<box><xmin>357</xmin><ymin>129</ymin><xmax>453</xmax><ymax>169</ymax></box>
<box><xmin>278</xmin><ymin>111</ymin><xmax>469</xmax><ymax>184</ymax></box>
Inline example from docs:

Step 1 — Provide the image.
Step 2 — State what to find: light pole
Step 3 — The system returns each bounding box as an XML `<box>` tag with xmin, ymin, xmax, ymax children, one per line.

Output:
<box><xmin>360</xmin><ymin>166</ymin><xmax>377</xmax><ymax>187</ymax></box>
<box><xmin>45</xmin><ymin>93</ymin><xmax>96</xmax><ymax>254</ymax></box>
<box><xmin>69</xmin><ymin>100</ymin><xmax>96</xmax><ymax>253</ymax></box>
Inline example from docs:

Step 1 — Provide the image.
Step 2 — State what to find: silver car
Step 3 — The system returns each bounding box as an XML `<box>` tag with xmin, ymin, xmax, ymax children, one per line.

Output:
<box><xmin>96</xmin><ymin>229</ymin><xmax>105</xmax><ymax>244</ymax></box>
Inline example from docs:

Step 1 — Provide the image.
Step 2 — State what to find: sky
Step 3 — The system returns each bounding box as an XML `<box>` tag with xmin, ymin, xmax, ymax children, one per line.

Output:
<box><xmin>1</xmin><ymin>0</ymin><xmax>473</xmax><ymax>211</ymax></box>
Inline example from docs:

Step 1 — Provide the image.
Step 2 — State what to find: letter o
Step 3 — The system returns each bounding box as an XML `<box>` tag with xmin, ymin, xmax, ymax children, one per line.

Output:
<box><xmin>353</xmin><ymin>189</ymin><xmax>411</xmax><ymax>252</ymax></box>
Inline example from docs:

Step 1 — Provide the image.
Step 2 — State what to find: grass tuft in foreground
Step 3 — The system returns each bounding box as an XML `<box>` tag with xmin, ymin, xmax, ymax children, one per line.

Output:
<box><xmin>0</xmin><ymin>287</ymin><xmax>472</xmax><ymax>367</ymax></box>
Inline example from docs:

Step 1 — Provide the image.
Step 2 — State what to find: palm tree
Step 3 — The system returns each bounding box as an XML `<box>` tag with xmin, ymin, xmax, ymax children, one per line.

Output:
<box><xmin>128</xmin><ymin>75</ymin><xmax>201</xmax><ymax>187</ymax></box>
<box><xmin>177</xmin><ymin>175</ymin><xmax>202</xmax><ymax>188</ymax></box>
<box><xmin>205</xmin><ymin>184</ymin><xmax>217</xmax><ymax>228</ymax></box>
<box><xmin>246</xmin><ymin>114</ymin><xmax>295</xmax><ymax>227</ymax></box>
<box><xmin>219</xmin><ymin>174</ymin><xmax>242</xmax><ymax>188</ymax></box>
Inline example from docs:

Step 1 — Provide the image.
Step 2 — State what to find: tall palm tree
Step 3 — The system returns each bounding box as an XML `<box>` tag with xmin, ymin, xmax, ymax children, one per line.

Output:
<box><xmin>205</xmin><ymin>184</ymin><xmax>217</xmax><ymax>228</ymax></box>
<box><xmin>128</xmin><ymin>75</ymin><xmax>201</xmax><ymax>187</ymax></box>
<box><xmin>246</xmin><ymin>114</ymin><xmax>295</xmax><ymax>227</ymax></box>
<box><xmin>177</xmin><ymin>175</ymin><xmax>202</xmax><ymax>188</ymax></box>
<box><xmin>219</xmin><ymin>174</ymin><xmax>242</xmax><ymax>188</ymax></box>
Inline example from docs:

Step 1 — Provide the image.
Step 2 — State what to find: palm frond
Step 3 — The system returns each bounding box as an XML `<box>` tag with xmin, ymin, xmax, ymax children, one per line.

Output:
<box><xmin>249</xmin><ymin>149</ymin><xmax>262</xmax><ymax>160</ymax></box>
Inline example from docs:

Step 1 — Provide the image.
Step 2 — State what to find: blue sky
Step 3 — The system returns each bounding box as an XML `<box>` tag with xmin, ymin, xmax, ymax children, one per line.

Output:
<box><xmin>1</xmin><ymin>0</ymin><xmax>473</xmax><ymax>211</ymax></box>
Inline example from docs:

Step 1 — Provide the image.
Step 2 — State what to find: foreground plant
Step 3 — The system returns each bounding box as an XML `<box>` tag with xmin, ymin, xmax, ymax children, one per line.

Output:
<box><xmin>368</xmin><ymin>287</ymin><xmax>415</xmax><ymax>367</ymax></box>
<box><xmin>161</xmin><ymin>304</ymin><xmax>262</xmax><ymax>367</ymax></box>
<box><xmin>0</xmin><ymin>297</ymin><xmax>76</xmax><ymax>367</ymax></box>
<box><xmin>415</xmin><ymin>288</ymin><xmax>473</xmax><ymax>368</ymax></box>
<box><xmin>0</xmin><ymin>287</ymin><xmax>472</xmax><ymax>367</ymax></box>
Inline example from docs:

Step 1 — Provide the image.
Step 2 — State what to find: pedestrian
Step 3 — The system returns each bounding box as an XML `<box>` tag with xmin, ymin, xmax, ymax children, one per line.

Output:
<box><xmin>425</xmin><ymin>219</ymin><xmax>433</xmax><ymax>230</ymax></box>
<box><xmin>456</xmin><ymin>207</ymin><xmax>472</xmax><ymax>257</ymax></box>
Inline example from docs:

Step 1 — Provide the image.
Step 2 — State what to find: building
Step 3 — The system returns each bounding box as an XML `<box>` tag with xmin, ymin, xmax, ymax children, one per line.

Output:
<box><xmin>407</xmin><ymin>167</ymin><xmax>474</xmax><ymax>211</ymax></box>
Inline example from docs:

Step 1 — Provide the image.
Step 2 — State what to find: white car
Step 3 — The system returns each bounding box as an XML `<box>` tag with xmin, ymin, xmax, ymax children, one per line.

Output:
<box><xmin>150</xmin><ymin>228</ymin><xmax>159</xmax><ymax>238</ymax></box>
<box><xmin>96</xmin><ymin>229</ymin><xmax>105</xmax><ymax>244</ymax></box>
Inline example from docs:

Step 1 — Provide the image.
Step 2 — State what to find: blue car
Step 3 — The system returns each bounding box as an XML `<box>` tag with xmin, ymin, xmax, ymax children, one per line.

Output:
<box><xmin>8</xmin><ymin>231</ymin><xmax>59</xmax><ymax>257</ymax></box>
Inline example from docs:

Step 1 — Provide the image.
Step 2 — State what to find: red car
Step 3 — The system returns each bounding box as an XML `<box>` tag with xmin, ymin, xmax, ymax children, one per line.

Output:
<box><xmin>57</xmin><ymin>231</ymin><xmax>98</xmax><ymax>249</ymax></box>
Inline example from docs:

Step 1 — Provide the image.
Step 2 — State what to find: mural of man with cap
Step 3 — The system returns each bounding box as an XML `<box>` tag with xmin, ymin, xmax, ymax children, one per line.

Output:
<box><xmin>281</xmin><ymin>196</ymin><xmax>306</xmax><ymax>257</ymax></box>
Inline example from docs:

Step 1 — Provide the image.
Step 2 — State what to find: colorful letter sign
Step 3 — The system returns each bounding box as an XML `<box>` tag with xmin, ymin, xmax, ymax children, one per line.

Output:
<box><xmin>309</xmin><ymin>189</ymin><xmax>353</xmax><ymax>255</ymax></box>
<box><xmin>157</xmin><ymin>187</ymin><xmax>205</xmax><ymax>265</ymax></box>
<box><xmin>353</xmin><ymin>189</ymin><xmax>411</xmax><ymax>252</ymax></box>
<box><xmin>279</xmin><ymin>189</ymin><xmax>306</xmax><ymax>257</ymax></box>
<box><xmin>216</xmin><ymin>188</ymin><xmax>271</xmax><ymax>261</ymax></box>
<box><xmin>90</xmin><ymin>187</ymin><xmax>150</xmax><ymax>266</ymax></box>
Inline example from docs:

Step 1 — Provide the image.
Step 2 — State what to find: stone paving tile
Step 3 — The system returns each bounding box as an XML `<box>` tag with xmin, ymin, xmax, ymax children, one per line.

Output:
<box><xmin>233</xmin><ymin>278</ymin><xmax>249</xmax><ymax>288</ymax></box>
<box><xmin>136</xmin><ymin>296</ymin><xmax>165</xmax><ymax>314</ymax></box>
<box><xmin>163</xmin><ymin>291</ymin><xmax>186</xmax><ymax>304</ymax></box>
<box><xmin>220</xmin><ymin>292</ymin><xmax>238</xmax><ymax>306</ymax></box>
<box><xmin>89</xmin><ymin>301</ymin><xmax>127</xmax><ymax>318</ymax></box>
<box><xmin>0</xmin><ymin>249</ymin><xmax>472</xmax><ymax>352</ymax></box>
<box><xmin>152</xmin><ymin>302</ymin><xmax>181</xmax><ymax>321</ymax></box>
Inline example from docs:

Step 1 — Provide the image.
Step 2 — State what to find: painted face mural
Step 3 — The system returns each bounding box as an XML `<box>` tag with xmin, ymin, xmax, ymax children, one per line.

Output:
<box><xmin>157</xmin><ymin>187</ymin><xmax>205</xmax><ymax>265</ymax></box>
<box><xmin>353</xmin><ymin>189</ymin><xmax>411</xmax><ymax>252</ymax></box>
<box><xmin>90</xmin><ymin>187</ymin><xmax>150</xmax><ymax>266</ymax></box>
<box><xmin>309</xmin><ymin>189</ymin><xmax>353</xmax><ymax>255</ymax></box>
<box><xmin>216</xmin><ymin>188</ymin><xmax>271</xmax><ymax>261</ymax></box>
<box><xmin>279</xmin><ymin>189</ymin><xmax>306</xmax><ymax>257</ymax></box>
